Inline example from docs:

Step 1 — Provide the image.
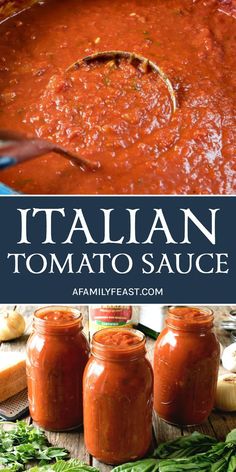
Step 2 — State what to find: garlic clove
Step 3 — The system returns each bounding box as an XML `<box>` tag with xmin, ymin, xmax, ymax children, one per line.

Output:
<box><xmin>0</xmin><ymin>310</ymin><xmax>25</xmax><ymax>341</ymax></box>
<box><xmin>215</xmin><ymin>373</ymin><xmax>236</xmax><ymax>412</ymax></box>
<box><xmin>222</xmin><ymin>342</ymin><xmax>236</xmax><ymax>372</ymax></box>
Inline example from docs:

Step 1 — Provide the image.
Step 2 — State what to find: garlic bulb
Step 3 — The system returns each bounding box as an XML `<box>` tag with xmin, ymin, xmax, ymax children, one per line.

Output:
<box><xmin>215</xmin><ymin>374</ymin><xmax>236</xmax><ymax>411</ymax></box>
<box><xmin>222</xmin><ymin>343</ymin><xmax>236</xmax><ymax>372</ymax></box>
<box><xmin>0</xmin><ymin>310</ymin><xmax>25</xmax><ymax>341</ymax></box>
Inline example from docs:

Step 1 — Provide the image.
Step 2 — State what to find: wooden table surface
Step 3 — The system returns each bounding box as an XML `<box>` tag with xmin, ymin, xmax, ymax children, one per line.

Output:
<box><xmin>1</xmin><ymin>305</ymin><xmax>236</xmax><ymax>471</ymax></box>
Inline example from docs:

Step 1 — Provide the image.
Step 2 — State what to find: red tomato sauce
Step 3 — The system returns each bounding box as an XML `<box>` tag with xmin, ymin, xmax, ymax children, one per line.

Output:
<box><xmin>26</xmin><ymin>306</ymin><xmax>90</xmax><ymax>431</ymax></box>
<box><xmin>37</xmin><ymin>309</ymin><xmax>80</xmax><ymax>323</ymax></box>
<box><xmin>154</xmin><ymin>306</ymin><xmax>220</xmax><ymax>426</ymax></box>
<box><xmin>96</xmin><ymin>328</ymin><xmax>142</xmax><ymax>346</ymax></box>
<box><xmin>0</xmin><ymin>0</ymin><xmax>235</xmax><ymax>194</ymax></box>
<box><xmin>83</xmin><ymin>328</ymin><xmax>153</xmax><ymax>464</ymax></box>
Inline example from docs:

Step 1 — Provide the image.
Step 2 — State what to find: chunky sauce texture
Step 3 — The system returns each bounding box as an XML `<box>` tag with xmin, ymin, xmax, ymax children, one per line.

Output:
<box><xmin>37</xmin><ymin>309</ymin><xmax>78</xmax><ymax>322</ymax></box>
<box><xmin>95</xmin><ymin>328</ymin><xmax>141</xmax><ymax>346</ymax></box>
<box><xmin>0</xmin><ymin>0</ymin><xmax>235</xmax><ymax>194</ymax></box>
<box><xmin>27</xmin><ymin>308</ymin><xmax>89</xmax><ymax>431</ymax></box>
<box><xmin>84</xmin><ymin>328</ymin><xmax>153</xmax><ymax>464</ymax></box>
<box><xmin>154</xmin><ymin>307</ymin><xmax>220</xmax><ymax>426</ymax></box>
<box><xmin>168</xmin><ymin>305</ymin><xmax>214</xmax><ymax>327</ymax></box>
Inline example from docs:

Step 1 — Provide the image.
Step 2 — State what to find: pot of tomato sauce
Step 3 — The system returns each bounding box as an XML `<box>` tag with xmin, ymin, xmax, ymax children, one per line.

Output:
<box><xmin>26</xmin><ymin>306</ymin><xmax>90</xmax><ymax>431</ymax></box>
<box><xmin>154</xmin><ymin>306</ymin><xmax>220</xmax><ymax>426</ymax></box>
<box><xmin>83</xmin><ymin>328</ymin><xmax>153</xmax><ymax>465</ymax></box>
<box><xmin>0</xmin><ymin>0</ymin><xmax>235</xmax><ymax>195</ymax></box>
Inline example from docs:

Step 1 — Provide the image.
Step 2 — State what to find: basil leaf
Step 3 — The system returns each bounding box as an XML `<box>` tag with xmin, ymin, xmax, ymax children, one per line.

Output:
<box><xmin>227</xmin><ymin>455</ymin><xmax>236</xmax><ymax>471</ymax></box>
<box><xmin>153</xmin><ymin>432</ymin><xmax>217</xmax><ymax>459</ymax></box>
<box><xmin>112</xmin><ymin>459</ymin><xmax>160</xmax><ymax>472</ymax></box>
<box><xmin>0</xmin><ymin>421</ymin><xmax>68</xmax><ymax>470</ymax></box>
<box><xmin>29</xmin><ymin>459</ymin><xmax>100</xmax><ymax>472</ymax></box>
<box><xmin>226</xmin><ymin>429</ymin><xmax>236</xmax><ymax>445</ymax></box>
<box><xmin>52</xmin><ymin>459</ymin><xmax>100</xmax><ymax>472</ymax></box>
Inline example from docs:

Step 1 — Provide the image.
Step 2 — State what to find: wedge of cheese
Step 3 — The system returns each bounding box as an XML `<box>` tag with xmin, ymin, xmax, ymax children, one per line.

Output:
<box><xmin>0</xmin><ymin>352</ymin><xmax>26</xmax><ymax>402</ymax></box>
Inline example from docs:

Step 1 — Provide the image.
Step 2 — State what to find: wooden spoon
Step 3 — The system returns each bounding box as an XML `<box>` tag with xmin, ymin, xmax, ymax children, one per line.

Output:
<box><xmin>67</xmin><ymin>50</ymin><xmax>177</xmax><ymax>113</ymax></box>
<box><xmin>0</xmin><ymin>130</ymin><xmax>100</xmax><ymax>170</ymax></box>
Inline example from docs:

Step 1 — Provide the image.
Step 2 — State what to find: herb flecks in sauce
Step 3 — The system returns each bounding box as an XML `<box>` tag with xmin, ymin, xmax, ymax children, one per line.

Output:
<box><xmin>0</xmin><ymin>0</ymin><xmax>235</xmax><ymax>194</ymax></box>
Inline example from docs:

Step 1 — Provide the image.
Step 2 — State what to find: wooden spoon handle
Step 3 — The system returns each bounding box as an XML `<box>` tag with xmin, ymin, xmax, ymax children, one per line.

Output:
<box><xmin>0</xmin><ymin>131</ymin><xmax>100</xmax><ymax>171</ymax></box>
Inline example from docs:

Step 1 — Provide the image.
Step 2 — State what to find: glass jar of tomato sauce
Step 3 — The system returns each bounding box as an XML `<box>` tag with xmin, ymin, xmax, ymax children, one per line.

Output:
<box><xmin>83</xmin><ymin>328</ymin><xmax>153</xmax><ymax>465</ymax></box>
<box><xmin>26</xmin><ymin>306</ymin><xmax>89</xmax><ymax>431</ymax></box>
<box><xmin>154</xmin><ymin>306</ymin><xmax>220</xmax><ymax>426</ymax></box>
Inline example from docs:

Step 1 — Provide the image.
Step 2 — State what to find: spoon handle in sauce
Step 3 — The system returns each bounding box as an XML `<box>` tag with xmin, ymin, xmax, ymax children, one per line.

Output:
<box><xmin>0</xmin><ymin>130</ymin><xmax>100</xmax><ymax>171</ymax></box>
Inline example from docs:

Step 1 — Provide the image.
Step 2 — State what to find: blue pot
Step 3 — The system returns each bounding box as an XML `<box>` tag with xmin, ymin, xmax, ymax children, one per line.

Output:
<box><xmin>0</xmin><ymin>183</ymin><xmax>19</xmax><ymax>195</ymax></box>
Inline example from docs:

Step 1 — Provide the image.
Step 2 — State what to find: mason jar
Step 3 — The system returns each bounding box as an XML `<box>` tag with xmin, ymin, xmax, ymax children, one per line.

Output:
<box><xmin>154</xmin><ymin>306</ymin><xmax>220</xmax><ymax>426</ymax></box>
<box><xmin>83</xmin><ymin>328</ymin><xmax>153</xmax><ymax>464</ymax></box>
<box><xmin>26</xmin><ymin>306</ymin><xmax>89</xmax><ymax>431</ymax></box>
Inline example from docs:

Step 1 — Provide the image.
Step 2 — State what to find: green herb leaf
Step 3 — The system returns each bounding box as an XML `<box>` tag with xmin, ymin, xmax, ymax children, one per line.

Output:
<box><xmin>112</xmin><ymin>431</ymin><xmax>236</xmax><ymax>472</ymax></box>
<box><xmin>29</xmin><ymin>459</ymin><xmax>100</xmax><ymax>472</ymax></box>
<box><xmin>112</xmin><ymin>458</ymin><xmax>160</xmax><ymax>472</ymax></box>
<box><xmin>0</xmin><ymin>421</ymin><xmax>68</xmax><ymax>471</ymax></box>
<box><xmin>227</xmin><ymin>455</ymin><xmax>236</xmax><ymax>471</ymax></box>
<box><xmin>226</xmin><ymin>429</ymin><xmax>236</xmax><ymax>445</ymax></box>
<box><xmin>153</xmin><ymin>432</ymin><xmax>217</xmax><ymax>459</ymax></box>
<box><xmin>158</xmin><ymin>443</ymin><xmax>235</xmax><ymax>471</ymax></box>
